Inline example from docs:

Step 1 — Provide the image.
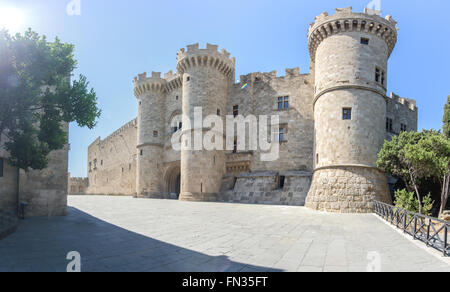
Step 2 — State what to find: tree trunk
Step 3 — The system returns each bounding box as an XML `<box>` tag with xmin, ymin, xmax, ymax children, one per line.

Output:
<box><xmin>440</xmin><ymin>174</ymin><xmax>450</xmax><ymax>216</ymax></box>
<box><xmin>409</xmin><ymin>171</ymin><xmax>422</xmax><ymax>214</ymax></box>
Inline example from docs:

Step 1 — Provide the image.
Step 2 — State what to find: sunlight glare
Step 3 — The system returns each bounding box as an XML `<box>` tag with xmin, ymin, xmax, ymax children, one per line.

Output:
<box><xmin>0</xmin><ymin>6</ymin><xmax>25</xmax><ymax>33</ymax></box>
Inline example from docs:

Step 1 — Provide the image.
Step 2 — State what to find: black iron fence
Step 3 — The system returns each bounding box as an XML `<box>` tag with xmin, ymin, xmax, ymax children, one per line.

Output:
<box><xmin>374</xmin><ymin>201</ymin><xmax>449</xmax><ymax>257</ymax></box>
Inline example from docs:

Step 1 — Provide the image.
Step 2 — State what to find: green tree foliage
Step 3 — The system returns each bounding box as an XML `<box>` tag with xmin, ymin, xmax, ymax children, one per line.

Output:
<box><xmin>443</xmin><ymin>96</ymin><xmax>450</xmax><ymax>138</ymax></box>
<box><xmin>0</xmin><ymin>29</ymin><xmax>101</xmax><ymax>170</ymax></box>
<box><xmin>394</xmin><ymin>189</ymin><xmax>434</xmax><ymax>216</ymax></box>
<box><xmin>408</xmin><ymin>134</ymin><xmax>450</xmax><ymax>216</ymax></box>
<box><xmin>378</xmin><ymin>131</ymin><xmax>450</xmax><ymax>215</ymax></box>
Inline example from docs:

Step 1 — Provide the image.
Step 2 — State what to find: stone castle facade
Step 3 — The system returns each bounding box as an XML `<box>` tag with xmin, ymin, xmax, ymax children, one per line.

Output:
<box><xmin>82</xmin><ymin>8</ymin><xmax>418</xmax><ymax>213</ymax></box>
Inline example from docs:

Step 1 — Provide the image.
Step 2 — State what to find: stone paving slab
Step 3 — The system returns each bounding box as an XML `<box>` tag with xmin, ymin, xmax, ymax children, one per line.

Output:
<box><xmin>0</xmin><ymin>196</ymin><xmax>449</xmax><ymax>272</ymax></box>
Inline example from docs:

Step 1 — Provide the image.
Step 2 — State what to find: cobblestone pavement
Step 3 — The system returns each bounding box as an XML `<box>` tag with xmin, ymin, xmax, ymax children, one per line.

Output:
<box><xmin>0</xmin><ymin>196</ymin><xmax>448</xmax><ymax>272</ymax></box>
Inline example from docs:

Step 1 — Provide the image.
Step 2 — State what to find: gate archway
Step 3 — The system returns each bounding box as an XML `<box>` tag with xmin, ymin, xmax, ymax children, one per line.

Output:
<box><xmin>165</xmin><ymin>164</ymin><xmax>181</xmax><ymax>199</ymax></box>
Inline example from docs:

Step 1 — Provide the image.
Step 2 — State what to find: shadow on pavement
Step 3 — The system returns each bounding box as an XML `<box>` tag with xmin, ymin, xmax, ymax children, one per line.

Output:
<box><xmin>0</xmin><ymin>207</ymin><xmax>282</xmax><ymax>272</ymax></box>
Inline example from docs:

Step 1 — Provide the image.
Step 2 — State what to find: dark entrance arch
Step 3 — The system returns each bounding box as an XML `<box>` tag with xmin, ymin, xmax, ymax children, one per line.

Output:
<box><xmin>165</xmin><ymin>165</ymin><xmax>181</xmax><ymax>199</ymax></box>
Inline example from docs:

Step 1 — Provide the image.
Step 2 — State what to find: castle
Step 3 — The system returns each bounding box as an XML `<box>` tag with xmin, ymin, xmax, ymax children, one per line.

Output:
<box><xmin>79</xmin><ymin>7</ymin><xmax>418</xmax><ymax>213</ymax></box>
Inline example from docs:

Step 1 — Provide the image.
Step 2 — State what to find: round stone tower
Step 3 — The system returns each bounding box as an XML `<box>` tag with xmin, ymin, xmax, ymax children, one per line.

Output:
<box><xmin>305</xmin><ymin>7</ymin><xmax>398</xmax><ymax>213</ymax></box>
<box><xmin>176</xmin><ymin>43</ymin><xmax>235</xmax><ymax>202</ymax></box>
<box><xmin>133</xmin><ymin>72</ymin><xmax>166</xmax><ymax>198</ymax></box>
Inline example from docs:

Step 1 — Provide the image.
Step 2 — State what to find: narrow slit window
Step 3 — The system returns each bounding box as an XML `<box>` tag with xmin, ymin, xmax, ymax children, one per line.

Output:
<box><xmin>233</xmin><ymin>105</ymin><xmax>239</xmax><ymax>117</ymax></box>
<box><xmin>0</xmin><ymin>158</ymin><xmax>3</xmax><ymax>177</ymax></box>
<box><xmin>375</xmin><ymin>68</ymin><xmax>380</xmax><ymax>83</ymax></box>
<box><xmin>278</xmin><ymin>176</ymin><xmax>286</xmax><ymax>190</ymax></box>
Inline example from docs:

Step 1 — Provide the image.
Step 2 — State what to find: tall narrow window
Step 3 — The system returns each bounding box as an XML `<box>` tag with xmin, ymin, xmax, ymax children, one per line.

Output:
<box><xmin>279</xmin><ymin>127</ymin><xmax>287</xmax><ymax>142</ymax></box>
<box><xmin>0</xmin><ymin>158</ymin><xmax>3</xmax><ymax>177</ymax></box>
<box><xmin>400</xmin><ymin>123</ymin><xmax>407</xmax><ymax>132</ymax></box>
<box><xmin>140</xmin><ymin>149</ymin><xmax>143</xmax><ymax>156</ymax></box>
<box><xmin>381</xmin><ymin>71</ymin><xmax>385</xmax><ymax>85</ymax></box>
<box><xmin>375</xmin><ymin>68</ymin><xmax>380</xmax><ymax>83</ymax></box>
<box><xmin>217</xmin><ymin>108</ymin><xmax>221</xmax><ymax>116</ymax></box>
<box><xmin>233</xmin><ymin>138</ymin><xmax>238</xmax><ymax>153</ymax></box>
<box><xmin>343</xmin><ymin>108</ymin><xmax>352</xmax><ymax>120</ymax></box>
<box><xmin>153</xmin><ymin>131</ymin><xmax>158</xmax><ymax>137</ymax></box>
<box><xmin>316</xmin><ymin>154</ymin><xmax>319</xmax><ymax>164</ymax></box>
<box><xmin>233</xmin><ymin>105</ymin><xmax>239</xmax><ymax>117</ymax></box>
<box><xmin>386</xmin><ymin>118</ymin><xmax>393</xmax><ymax>133</ymax></box>
<box><xmin>278</xmin><ymin>175</ymin><xmax>286</xmax><ymax>190</ymax></box>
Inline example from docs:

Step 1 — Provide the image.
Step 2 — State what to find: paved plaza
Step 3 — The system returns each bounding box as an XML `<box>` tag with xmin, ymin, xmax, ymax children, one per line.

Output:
<box><xmin>0</xmin><ymin>196</ymin><xmax>449</xmax><ymax>272</ymax></box>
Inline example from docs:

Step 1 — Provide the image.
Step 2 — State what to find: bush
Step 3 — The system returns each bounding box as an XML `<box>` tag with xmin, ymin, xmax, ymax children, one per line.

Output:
<box><xmin>394</xmin><ymin>189</ymin><xmax>434</xmax><ymax>216</ymax></box>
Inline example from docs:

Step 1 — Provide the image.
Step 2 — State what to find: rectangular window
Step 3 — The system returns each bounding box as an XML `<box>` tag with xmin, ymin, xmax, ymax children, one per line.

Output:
<box><xmin>153</xmin><ymin>131</ymin><xmax>158</xmax><ymax>137</ymax></box>
<box><xmin>381</xmin><ymin>71</ymin><xmax>385</xmax><ymax>85</ymax></box>
<box><xmin>361</xmin><ymin>37</ymin><xmax>370</xmax><ymax>45</ymax></box>
<box><xmin>233</xmin><ymin>138</ymin><xmax>237</xmax><ymax>153</ymax></box>
<box><xmin>343</xmin><ymin>108</ymin><xmax>352</xmax><ymax>120</ymax></box>
<box><xmin>278</xmin><ymin>175</ymin><xmax>286</xmax><ymax>190</ymax></box>
<box><xmin>401</xmin><ymin>124</ymin><xmax>407</xmax><ymax>132</ymax></box>
<box><xmin>277</xmin><ymin>96</ymin><xmax>289</xmax><ymax>110</ymax></box>
<box><xmin>276</xmin><ymin>126</ymin><xmax>288</xmax><ymax>143</ymax></box>
<box><xmin>233</xmin><ymin>105</ymin><xmax>239</xmax><ymax>117</ymax></box>
<box><xmin>89</xmin><ymin>162</ymin><xmax>92</xmax><ymax>173</ymax></box>
<box><xmin>140</xmin><ymin>150</ymin><xmax>143</xmax><ymax>156</ymax></box>
<box><xmin>217</xmin><ymin>109</ymin><xmax>221</xmax><ymax>116</ymax></box>
<box><xmin>93</xmin><ymin>159</ymin><xmax>97</xmax><ymax>170</ymax></box>
<box><xmin>386</xmin><ymin>118</ymin><xmax>393</xmax><ymax>133</ymax></box>
<box><xmin>375</xmin><ymin>68</ymin><xmax>380</xmax><ymax>83</ymax></box>
<box><xmin>0</xmin><ymin>158</ymin><xmax>3</xmax><ymax>177</ymax></box>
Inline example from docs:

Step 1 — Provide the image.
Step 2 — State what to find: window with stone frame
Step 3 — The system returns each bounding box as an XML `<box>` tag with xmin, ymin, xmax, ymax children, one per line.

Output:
<box><xmin>375</xmin><ymin>67</ymin><xmax>386</xmax><ymax>85</ymax></box>
<box><xmin>386</xmin><ymin>118</ymin><xmax>394</xmax><ymax>133</ymax></box>
<box><xmin>0</xmin><ymin>158</ymin><xmax>3</xmax><ymax>177</ymax></box>
<box><xmin>361</xmin><ymin>37</ymin><xmax>370</xmax><ymax>45</ymax></box>
<box><xmin>233</xmin><ymin>105</ymin><xmax>239</xmax><ymax>117</ymax></box>
<box><xmin>400</xmin><ymin>123</ymin><xmax>407</xmax><ymax>132</ymax></box>
<box><xmin>277</xmin><ymin>96</ymin><xmax>289</xmax><ymax>110</ymax></box>
<box><xmin>275</xmin><ymin>125</ymin><xmax>288</xmax><ymax>143</ymax></box>
<box><xmin>342</xmin><ymin>108</ymin><xmax>352</xmax><ymax>120</ymax></box>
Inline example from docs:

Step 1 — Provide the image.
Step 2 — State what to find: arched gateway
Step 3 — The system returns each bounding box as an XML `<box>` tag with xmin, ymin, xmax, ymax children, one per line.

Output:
<box><xmin>164</xmin><ymin>164</ymin><xmax>181</xmax><ymax>199</ymax></box>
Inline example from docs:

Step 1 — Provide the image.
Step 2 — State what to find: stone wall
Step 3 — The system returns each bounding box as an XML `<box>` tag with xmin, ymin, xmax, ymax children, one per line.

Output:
<box><xmin>87</xmin><ymin>119</ymin><xmax>137</xmax><ymax>196</ymax></box>
<box><xmin>386</xmin><ymin>92</ymin><xmax>418</xmax><ymax>140</ymax></box>
<box><xmin>0</xmin><ymin>124</ymin><xmax>69</xmax><ymax>218</ymax></box>
<box><xmin>219</xmin><ymin>171</ymin><xmax>311</xmax><ymax>206</ymax></box>
<box><xmin>68</xmin><ymin>175</ymin><xmax>89</xmax><ymax>195</ymax></box>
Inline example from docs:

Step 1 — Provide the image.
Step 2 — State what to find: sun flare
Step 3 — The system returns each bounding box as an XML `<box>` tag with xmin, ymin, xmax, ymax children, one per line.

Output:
<box><xmin>0</xmin><ymin>6</ymin><xmax>25</xmax><ymax>33</ymax></box>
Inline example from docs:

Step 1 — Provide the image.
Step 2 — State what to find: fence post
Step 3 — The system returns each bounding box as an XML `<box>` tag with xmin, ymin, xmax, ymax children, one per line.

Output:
<box><xmin>403</xmin><ymin>212</ymin><xmax>407</xmax><ymax>233</ymax></box>
<box><xmin>426</xmin><ymin>222</ymin><xmax>430</xmax><ymax>247</ymax></box>
<box><xmin>445</xmin><ymin>225</ymin><xmax>448</xmax><ymax>257</ymax></box>
<box><xmin>413</xmin><ymin>216</ymin><xmax>417</xmax><ymax>240</ymax></box>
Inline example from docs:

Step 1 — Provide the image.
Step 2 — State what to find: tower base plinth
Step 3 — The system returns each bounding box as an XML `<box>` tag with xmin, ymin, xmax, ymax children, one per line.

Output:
<box><xmin>305</xmin><ymin>166</ymin><xmax>392</xmax><ymax>213</ymax></box>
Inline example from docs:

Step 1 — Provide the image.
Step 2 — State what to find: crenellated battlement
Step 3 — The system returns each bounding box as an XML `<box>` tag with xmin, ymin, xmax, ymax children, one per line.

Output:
<box><xmin>164</xmin><ymin>70</ymin><xmax>183</xmax><ymax>92</ymax></box>
<box><xmin>238</xmin><ymin>67</ymin><xmax>305</xmax><ymax>85</ymax></box>
<box><xmin>133</xmin><ymin>71</ymin><xmax>167</xmax><ymax>97</ymax></box>
<box><xmin>388</xmin><ymin>92</ymin><xmax>417</xmax><ymax>111</ymax></box>
<box><xmin>308</xmin><ymin>7</ymin><xmax>398</xmax><ymax>61</ymax></box>
<box><xmin>176</xmin><ymin>43</ymin><xmax>235</xmax><ymax>79</ymax></box>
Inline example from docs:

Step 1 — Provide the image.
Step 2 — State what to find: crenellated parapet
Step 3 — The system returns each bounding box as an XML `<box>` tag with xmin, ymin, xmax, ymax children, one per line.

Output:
<box><xmin>164</xmin><ymin>70</ymin><xmax>183</xmax><ymax>92</ymax></box>
<box><xmin>133</xmin><ymin>71</ymin><xmax>167</xmax><ymax>97</ymax></box>
<box><xmin>176</xmin><ymin>43</ymin><xmax>235</xmax><ymax>79</ymax></box>
<box><xmin>308</xmin><ymin>7</ymin><xmax>398</xmax><ymax>61</ymax></box>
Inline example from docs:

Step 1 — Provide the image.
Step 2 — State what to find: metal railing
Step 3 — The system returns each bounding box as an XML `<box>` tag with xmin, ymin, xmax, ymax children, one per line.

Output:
<box><xmin>374</xmin><ymin>201</ymin><xmax>449</xmax><ymax>257</ymax></box>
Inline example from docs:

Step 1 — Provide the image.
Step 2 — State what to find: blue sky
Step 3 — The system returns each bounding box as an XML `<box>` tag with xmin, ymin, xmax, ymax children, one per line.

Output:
<box><xmin>1</xmin><ymin>0</ymin><xmax>449</xmax><ymax>177</ymax></box>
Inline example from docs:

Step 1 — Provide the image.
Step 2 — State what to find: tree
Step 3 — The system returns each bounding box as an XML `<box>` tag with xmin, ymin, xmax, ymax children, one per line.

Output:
<box><xmin>409</xmin><ymin>134</ymin><xmax>450</xmax><ymax>216</ymax></box>
<box><xmin>377</xmin><ymin>131</ymin><xmax>430</xmax><ymax>214</ymax></box>
<box><xmin>394</xmin><ymin>189</ymin><xmax>434</xmax><ymax>216</ymax></box>
<box><xmin>0</xmin><ymin>29</ymin><xmax>101</xmax><ymax>170</ymax></box>
<box><xmin>443</xmin><ymin>96</ymin><xmax>450</xmax><ymax>139</ymax></box>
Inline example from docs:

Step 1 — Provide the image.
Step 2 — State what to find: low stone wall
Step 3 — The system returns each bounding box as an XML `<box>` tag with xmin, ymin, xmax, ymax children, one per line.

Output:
<box><xmin>219</xmin><ymin>171</ymin><xmax>312</xmax><ymax>206</ymax></box>
<box><xmin>0</xmin><ymin>212</ymin><xmax>18</xmax><ymax>240</ymax></box>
